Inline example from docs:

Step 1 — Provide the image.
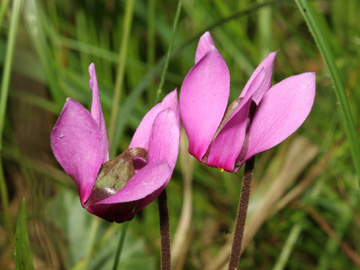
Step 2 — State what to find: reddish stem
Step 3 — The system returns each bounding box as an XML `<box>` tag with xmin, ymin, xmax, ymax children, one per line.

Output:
<box><xmin>228</xmin><ymin>156</ymin><xmax>255</xmax><ymax>270</ymax></box>
<box><xmin>158</xmin><ymin>189</ymin><xmax>171</xmax><ymax>270</ymax></box>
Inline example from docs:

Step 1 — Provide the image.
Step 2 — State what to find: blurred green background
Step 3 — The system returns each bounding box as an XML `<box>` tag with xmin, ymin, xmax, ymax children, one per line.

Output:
<box><xmin>1</xmin><ymin>0</ymin><xmax>360</xmax><ymax>269</ymax></box>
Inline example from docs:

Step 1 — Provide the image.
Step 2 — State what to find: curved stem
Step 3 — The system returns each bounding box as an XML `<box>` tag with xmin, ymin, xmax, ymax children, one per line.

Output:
<box><xmin>228</xmin><ymin>156</ymin><xmax>255</xmax><ymax>270</ymax></box>
<box><xmin>158</xmin><ymin>189</ymin><xmax>171</xmax><ymax>270</ymax></box>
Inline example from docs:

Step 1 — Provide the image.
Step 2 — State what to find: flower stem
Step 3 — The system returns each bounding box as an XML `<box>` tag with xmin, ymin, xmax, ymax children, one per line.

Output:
<box><xmin>158</xmin><ymin>189</ymin><xmax>171</xmax><ymax>270</ymax></box>
<box><xmin>112</xmin><ymin>222</ymin><xmax>129</xmax><ymax>270</ymax></box>
<box><xmin>228</xmin><ymin>156</ymin><xmax>255</xmax><ymax>270</ymax></box>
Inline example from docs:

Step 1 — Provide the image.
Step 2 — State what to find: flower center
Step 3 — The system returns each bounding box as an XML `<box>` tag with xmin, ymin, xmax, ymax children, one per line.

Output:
<box><xmin>84</xmin><ymin>147</ymin><xmax>148</xmax><ymax>207</ymax></box>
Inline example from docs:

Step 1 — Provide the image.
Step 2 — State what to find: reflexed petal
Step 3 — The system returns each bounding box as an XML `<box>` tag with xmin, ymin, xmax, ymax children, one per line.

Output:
<box><xmin>240</xmin><ymin>51</ymin><xmax>277</xmax><ymax>100</ymax></box>
<box><xmin>243</xmin><ymin>72</ymin><xmax>316</xmax><ymax>162</ymax></box>
<box><xmin>195</xmin><ymin>31</ymin><xmax>215</xmax><ymax>64</ymax></box>
<box><xmin>129</xmin><ymin>89</ymin><xmax>179</xmax><ymax>150</ymax></box>
<box><xmin>51</xmin><ymin>98</ymin><xmax>103</xmax><ymax>204</ymax></box>
<box><xmin>89</xmin><ymin>63</ymin><xmax>109</xmax><ymax>162</ymax></box>
<box><xmin>148</xmin><ymin>108</ymin><xmax>180</xmax><ymax>170</ymax></box>
<box><xmin>180</xmin><ymin>46</ymin><xmax>230</xmax><ymax>161</ymax></box>
<box><xmin>89</xmin><ymin>160</ymin><xmax>171</xmax><ymax>204</ymax></box>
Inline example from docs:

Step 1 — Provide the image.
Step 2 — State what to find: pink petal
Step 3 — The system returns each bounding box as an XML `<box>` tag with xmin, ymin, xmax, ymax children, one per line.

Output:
<box><xmin>195</xmin><ymin>32</ymin><xmax>215</xmax><ymax>64</ymax></box>
<box><xmin>89</xmin><ymin>63</ymin><xmax>109</xmax><ymax>162</ymax></box>
<box><xmin>148</xmin><ymin>108</ymin><xmax>180</xmax><ymax>170</ymax></box>
<box><xmin>243</xmin><ymin>72</ymin><xmax>316</xmax><ymax>162</ymax></box>
<box><xmin>236</xmin><ymin>68</ymin><xmax>266</xmax><ymax>109</ymax></box>
<box><xmin>180</xmin><ymin>45</ymin><xmax>230</xmax><ymax>161</ymax></box>
<box><xmin>129</xmin><ymin>89</ymin><xmax>179</xmax><ymax>150</ymax></box>
<box><xmin>86</xmin><ymin>160</ymin><xmax>171</xmax><ymax>222</ymax></box>
<box><xmin>206</xmin><ymin>99</ymin><xmax>251</xmax><ymax>172</ymax></box>
<box><xmin>51</xmin><ymin>98</ymin><xmax>104</xmax><ymax>204</ymax></box>
<box><xmin>133</xmin><ymin>157</ymin><xmax>148</xmax><ymax>173</ymax></box>
<box><xmin>88</xmin><ymin>181</ymin><xmax>169</xmax><ymax>223</ymax></box>
<box><xmin>87</xmin><ymin>200</ymin><xmax>139</xmax><ymax>223</ymax></box>
<box><xmin>91</xmin><ymin>160</ymin><xmax>171</xmax><ymax>203</ymax></box>
<box><xmin>240</xmin><ymin>51</ymin><xmax>277</xmax><ymax>100</ymax></box>
<box><xmin>130</xmin><ymin>182</ymin><xmax>167</xmax><ymax>217</ymax></box>
<box><xmin>205</xmin><ymin>70</ymin><xmax>266</xmax><ymax>171</ymax></box>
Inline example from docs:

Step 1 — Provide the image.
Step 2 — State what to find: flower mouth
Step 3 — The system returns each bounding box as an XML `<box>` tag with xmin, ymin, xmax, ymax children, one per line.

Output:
<box><xmin>201</xmin><ymin>97</ymin><xmax>244</xmax><ymax>165</ymax></box>
<box><xmin>233</xmin><ymin>101</ymin><xmax>257</xmax><ymax>171</ymax></box>
<box><xmin>201</xmin><ymin>97</ymin><xmax>259</xmax><ymax>172</ymax></box>
<box><xmin>84</xmin><ymin>147</ymin><xmax>148</xmax><ymax>208</ymax></box>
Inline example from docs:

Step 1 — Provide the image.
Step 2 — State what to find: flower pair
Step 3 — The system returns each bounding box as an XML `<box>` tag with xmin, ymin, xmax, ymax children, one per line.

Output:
<box><xmin>51</xmin><ymin>32</ymin><xmax>315</xmax><ymax>222</ymax></box>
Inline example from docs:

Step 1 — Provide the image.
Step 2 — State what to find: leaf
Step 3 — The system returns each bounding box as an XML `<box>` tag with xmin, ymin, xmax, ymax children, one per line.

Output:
<box><xmin>15</xmin><ymin>199</ymin><xmax>35</xmax><ymax>270</ymax></box>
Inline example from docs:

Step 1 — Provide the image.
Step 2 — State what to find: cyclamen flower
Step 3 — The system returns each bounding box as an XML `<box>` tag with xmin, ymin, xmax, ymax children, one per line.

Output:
<box><xmin>180</xmin><ymin>32</ymin><xmax>315</xmax><ymax>172</ymax></box>
<box><xmin>51</xmin><ymin>64</ymin><xmax>180</xmax><ymax>223</ymax></box>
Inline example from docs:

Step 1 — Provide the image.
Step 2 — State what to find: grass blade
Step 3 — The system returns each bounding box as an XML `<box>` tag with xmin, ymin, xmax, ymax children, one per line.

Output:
<box><xmin>273</xmin><ymin>222</ymin><xmax>303</xmax><ymax>270</ymax></box>
<box><xmin>112</xmin><ymin>222</ymin><xmax>129</xmax><ymax>270</ymax></box>
<box><xmin>147</xmin><ymin>0</ymin><xmax>156</xmax><ymax>104</ymax></box>
<box><xmin>15</xmin><ymin>200</ymin><xmax>35</xmax><ymax>270</ymax></box>
<box><xmin>0</xmin><ymin>0</ymin><xmax>22</xmax><ymax>148</ymax></box>
<box><xmin>108</xmin><ymin>0</ymin><xmax>135</xmax><ymax>151</ymax></box>
<box><xmin>23</xmin><ymin>0</ymin><xmax>65</xmax><ymax>104</ymax></box>
<box><xmin>295</xmin><ymin>0</ymin><xmax>360</xmax><ymax>186</ymax></box>
<box><xmin>154</xmin><ymin>0</ymin><xmax>183</xmax><ymax>104</ymax></box>
<box><xmin>0</xmin><ymin>0</ymin><xmax>11</xmax><ymax>30</ymax></box>
<box><xmin>0</xmin><ymin>0</ymin><xmax>23</xmax><ymax>238</ymax></box>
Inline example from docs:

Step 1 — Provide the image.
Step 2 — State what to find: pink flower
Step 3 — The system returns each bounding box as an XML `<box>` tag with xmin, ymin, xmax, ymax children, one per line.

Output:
<box><xmin>180</xmin><ymin>32</ymin><xmax>315</xmax><ymax>172</ymax></box>
<box><xmin>51</xmin><ymin>64</ymin><xmax>180</xmax><ymax>223</ymax></box>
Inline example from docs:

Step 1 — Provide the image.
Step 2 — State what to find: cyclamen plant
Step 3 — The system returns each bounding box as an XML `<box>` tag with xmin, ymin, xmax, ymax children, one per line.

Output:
<box><xmin>51</xmin><ymin>64</ymin><xmax>180</xmax><ymax>223</ymax></box>
<box><xmin>180</xmin><ymin>32</ymin><xmax>315</xmax><ymax>269</ymax></box>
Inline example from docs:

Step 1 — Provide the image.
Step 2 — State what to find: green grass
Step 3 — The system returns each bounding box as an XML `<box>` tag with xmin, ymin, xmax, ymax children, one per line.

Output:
<box><xmin>1</xmin><ymin>0</ymin><xmax>360</xmax><ymax>269</ymax></box>
<box><xmin>0</xmin><ymin>0</ymin><xmax>23</xmax><ymax>243</ymax></box>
